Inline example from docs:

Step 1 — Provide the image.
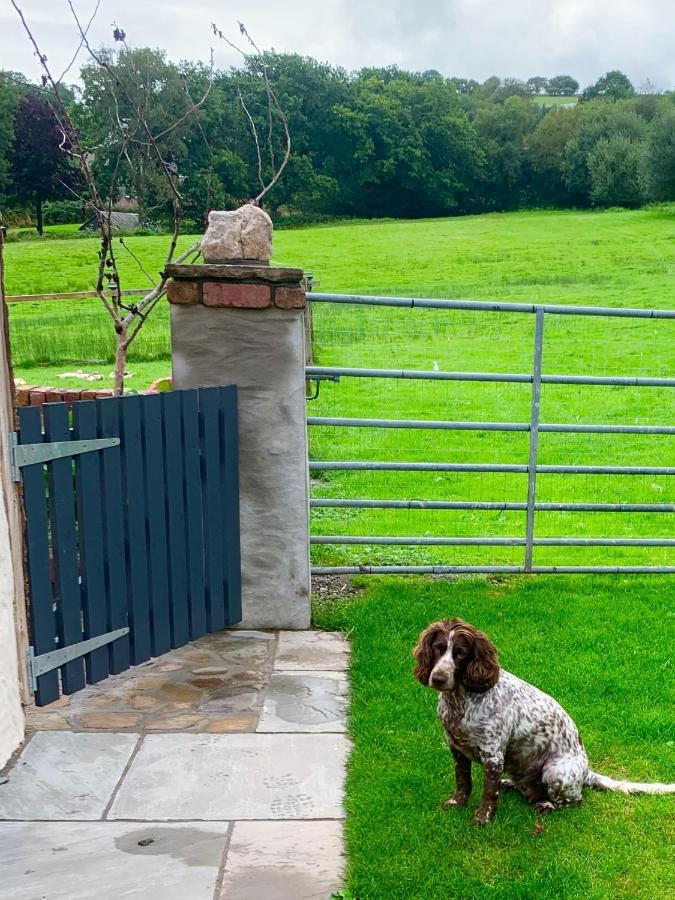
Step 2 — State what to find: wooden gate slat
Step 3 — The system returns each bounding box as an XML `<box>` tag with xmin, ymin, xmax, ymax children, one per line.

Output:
<box><xmin>119</xmin><ymin>396</ymin><xmax>151</xmax><ymax>665</ymax></box>
<box><xmin>18</xmin><ymin>406</ymin><xmax>59</xmax><ymax>705</ymax></box>
<box><xmin>43</xmin><ymin>403</ymin><xmax>86</xmax><ymax>694</ymax></box>
<box><xmin>181</xmin><ymin>390</ymin><xmax>207</xmax><ymax>640</ymax></box>
<box><xmin>161</xmin><ymin>391</ymin><xmax>190</xmax><ymax>648</ymax></box>
<box><xmin>98</xmin><ymin>398</ymin><xmax>131</xmax><ymax>674</ymax></box>
<box><xmin>220</xmin><ymin>386</ymin><xmax>242</xmax><ymax>625</ymax></box>
<box><xmin>199</xmin><ymin>387</ymin><xmax>226</xmax><ymax>631</ymax></box>
<box><xmin>72</xmin><ymin>401</ymin><xmax>109</xmax><ymax>684</ymax></box>
<box><xmin>141</xmin><ymin>393</ymin><xmax>172</xmax><ymax>655</ymax></box>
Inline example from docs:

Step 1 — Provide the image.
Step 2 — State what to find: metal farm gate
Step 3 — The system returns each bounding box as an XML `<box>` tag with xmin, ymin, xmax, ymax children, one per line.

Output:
<box><xmin>13</xmin><ymin>386</ymin><xmax>241</xmax><ymax>706</ymax></box>
<box><xmin>305</xmin><ymin>294</ymin><xmax>675</xmax><ymax>575</ymax></box>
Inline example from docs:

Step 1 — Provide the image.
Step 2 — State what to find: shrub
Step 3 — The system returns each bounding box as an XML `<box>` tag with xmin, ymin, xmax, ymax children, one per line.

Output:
<box><xmin>587</xmin><ymin>136</ymin><xmax>645</xmax><ymax>207</ymax></box>
<box><xmin>43</xmin><ymin>199</ymin><xmax>85</xmax><ymax>225</ymax></box>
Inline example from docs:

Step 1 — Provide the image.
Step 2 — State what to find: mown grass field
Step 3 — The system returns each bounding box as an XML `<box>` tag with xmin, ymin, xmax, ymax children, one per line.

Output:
<box><xmin>314</xmin><ymin>576</ymin><xmax>675</xmax><ymax>899</ymax></box>
<box><xmin>5</xmin><ymin>206</ymin><xmax>675</xmax><ymax>567</ymax></box>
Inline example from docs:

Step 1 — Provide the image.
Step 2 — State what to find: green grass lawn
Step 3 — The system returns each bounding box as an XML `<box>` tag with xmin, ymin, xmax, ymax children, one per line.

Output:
<box><xmin>5</xmin><ymin>205</ymin><xmax>675</xmax><ymax>567</ymax></box>
<box><xmin>532</xmin><ymin>95</ymin><xmax>579</xmax><ymax>107</ymax></box>
<box><xmin>314</xmin><ymin>575</ymin><xmax>675</xmax><ymax>899</ymax></box>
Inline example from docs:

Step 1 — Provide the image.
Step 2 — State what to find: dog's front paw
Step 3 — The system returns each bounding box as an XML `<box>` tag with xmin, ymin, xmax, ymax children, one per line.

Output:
<box><xmin>472</xmin><ymin>806</ymin><xmax>496</xmax><ymax>826</ymax></box>
<box><xmin>442</xmin><ymin>793</ymin><xmax>469</xmax><ymax>809</ymax></box>
<box><xmin>534</xmin><ymin>800</ymin><xmax>555</xmax><ymax>815</ymax></box>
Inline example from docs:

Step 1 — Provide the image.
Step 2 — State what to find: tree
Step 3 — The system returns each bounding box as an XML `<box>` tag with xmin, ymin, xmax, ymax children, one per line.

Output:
<box><xmin>587</xmin><ymin>135</ymin><xmax>645</xmax><ymax>207</ymax></box>
<box><xmin>581</xmin><ymin>70</ymin><xmax>635</xmax><ymax>102</ymax></box>
<box><xmin>0</xmin><ymin>77</ymin><xmax>19</xmax><ymax>197</ymax></box>
<box><xmin>8</xmin><ymin>93</ymin><xmax>78</xmax><ymax>233</ymax></box>
<box><xmin>547</xmin><ymin>75</ymin><xmax>579</xmax><ymax>96</ymax></box>
<box><xmin>527</xmin><ymin>107</ymin><xmax>578</xmax><ymax>205</ymax></box>
<box><xmin>562</xmin><ymin>102</ymin><xmax>647</xmax><ymax>203</ymax></box>
<box><xmin>472</xmin><ymin>95</ymin><xmax>540</xmax><ymax>209</ymax></box>
<box><xmin>644</xmin><ymin>110</ymin><xmax>675</xmax><ymax>200</ymax></box>
<box><xmin>526</xmin><ymin>76</ymin><xmax>549</xmax><ymax>95</ymax></box>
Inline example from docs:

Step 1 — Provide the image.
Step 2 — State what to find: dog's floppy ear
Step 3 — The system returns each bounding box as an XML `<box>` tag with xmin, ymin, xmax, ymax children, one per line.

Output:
<box><xmin>412</xmin><ymin>621</ymin><xmax>449</xmax><ymax>685</ymax></box>
<box><xmin>462</xmin><ymin>627</ymin><xmax>500</xmax><ymax>693</ymax></box>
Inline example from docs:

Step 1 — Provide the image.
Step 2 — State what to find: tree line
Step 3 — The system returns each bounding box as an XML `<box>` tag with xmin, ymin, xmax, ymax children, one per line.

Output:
<box><xmin>1</xmin><ymin>51</ymin><xmax>674</xmax><ymax>231</ymax></box>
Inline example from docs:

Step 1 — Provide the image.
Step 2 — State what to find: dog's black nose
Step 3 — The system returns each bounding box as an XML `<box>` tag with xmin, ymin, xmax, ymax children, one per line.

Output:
<box><xmin>430</xmin><ymin>673</ymin><xmax>447</xmax><ymax>688</ymax></box>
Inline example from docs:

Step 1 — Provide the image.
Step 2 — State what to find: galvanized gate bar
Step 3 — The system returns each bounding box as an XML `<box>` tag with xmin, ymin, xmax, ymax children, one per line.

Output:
<box><xmin>310</xmin><ymin>535</ymin><xmax>675</xmax><ymax>546</ymax></box>
<box><xmin>525</xmin><ymin>308</ymin><xmax>545</xmax><ymax>572</ymax></box>
<box><xmin>310</xmin><ymin>498</ymin><xmax>675</xmax><ymax>513</ymax></box>
<box><xmin>307</xmin><ymin>293</ymin><xmax>675</xmax><ymax>319</ymax></box>
<box><xmin>312</xmin><ymin>565</ymin><xmax>675</xmax><ymax>575</ymax></box>
<box><xmin>310</xmin><ymin>460</ymin><xmax>675</xmax><ymax>474</ymax></box>
<box><xmin>307</xmin><ymin>416</ymin><xmax>675</xmax><ymax>435</ymax></box>
<box><xmin>306</xmin><ymin>365</ymin><xmax>675</xmax><ymax>389</ymax></box>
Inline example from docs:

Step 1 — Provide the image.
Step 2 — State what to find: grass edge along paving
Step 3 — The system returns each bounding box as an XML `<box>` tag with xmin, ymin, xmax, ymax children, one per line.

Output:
<box><xmin>314</xmin><ymin>574</ymin><xmax>675</xmax><ymax>900</ymax></box>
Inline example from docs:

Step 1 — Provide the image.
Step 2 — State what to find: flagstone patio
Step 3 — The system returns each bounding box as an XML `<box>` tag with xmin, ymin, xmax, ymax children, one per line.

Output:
<box><xmin>0</xmin><ymin>629</ymin><xmax>349</xmax><ymax>899</ymax></box>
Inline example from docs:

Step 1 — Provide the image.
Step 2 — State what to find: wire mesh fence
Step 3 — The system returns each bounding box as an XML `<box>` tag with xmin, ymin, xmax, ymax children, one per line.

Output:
<box><xmin>305</xmin><ymin>293</ymin><xmax>675</xmax><ymax>573</ymax></box>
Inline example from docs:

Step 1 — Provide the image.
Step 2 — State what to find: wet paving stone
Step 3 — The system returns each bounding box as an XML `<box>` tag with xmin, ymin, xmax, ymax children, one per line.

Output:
<box><xmin>25</xmin><ymin>632</ymin><xmax>276</xmax><ymax>734</ymax></box>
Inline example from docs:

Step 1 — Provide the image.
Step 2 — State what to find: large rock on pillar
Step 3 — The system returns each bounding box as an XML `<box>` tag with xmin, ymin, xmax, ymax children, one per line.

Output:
<box><xmin>166</xmin><ymin>261</ymin><xmax>310</xmax><ymax>630</ymax></box>
<box><xmin>200</xmin><ymin>206</ymin><xmax>273</xmax><ymax>264</ymax></box>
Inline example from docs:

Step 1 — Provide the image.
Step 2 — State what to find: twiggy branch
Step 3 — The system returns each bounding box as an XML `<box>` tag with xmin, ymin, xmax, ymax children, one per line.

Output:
<box><xmin>211</xmin><ymin>20</ymin><xmax>291</xmax><ymax>204</ymax></box>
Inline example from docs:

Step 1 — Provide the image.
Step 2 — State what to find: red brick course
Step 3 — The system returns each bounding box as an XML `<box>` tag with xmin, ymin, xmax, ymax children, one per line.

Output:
<box><xmin>202</xmin><ymin>282</ymin><xmax>272</xmax><ymax>309</ymax></box>
<box><xmin>274</xmin><ymin>286</ymin><xmax>306</xmax><ymax>309</ymax></box>
<box><xmin>167</xmin><ymin>279</ymin><xmax>201</xmax><ymax>305</ymax></box>
<box><xmin>16</xmin><ymin>386</ymin><xmax>114</xmax><ymax>407</ymax></box>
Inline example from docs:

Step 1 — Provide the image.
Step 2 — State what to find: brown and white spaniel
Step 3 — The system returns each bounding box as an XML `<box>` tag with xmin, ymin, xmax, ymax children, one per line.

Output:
<box><xmin>413</xmin><ymin>618</ymin><xmax>674</xmax><ymax>825</ymax></box>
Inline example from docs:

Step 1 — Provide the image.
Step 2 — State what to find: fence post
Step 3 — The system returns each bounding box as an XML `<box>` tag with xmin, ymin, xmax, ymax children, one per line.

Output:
<box><xmin>524</xmin><ymin>308</ymin><xmax>545</xmax><ymax>572</ymax></box>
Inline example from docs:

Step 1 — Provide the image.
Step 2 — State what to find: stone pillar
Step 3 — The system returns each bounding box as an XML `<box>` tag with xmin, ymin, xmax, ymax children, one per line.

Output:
<box><xmin>166</xmin><ymin>262</ymin><xmax>310</xmax><ymax>630</ymax></box>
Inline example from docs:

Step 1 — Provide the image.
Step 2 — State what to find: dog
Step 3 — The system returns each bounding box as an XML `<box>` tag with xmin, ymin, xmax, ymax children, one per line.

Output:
<box><xmin>413</xmin><ymin>618</ymin><xmax>675</xmax><ymax>825</ymax></box>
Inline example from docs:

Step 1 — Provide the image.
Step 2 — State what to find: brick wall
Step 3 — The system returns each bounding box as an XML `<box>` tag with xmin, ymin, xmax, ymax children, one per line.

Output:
<box><xmin>15</xmin><ymin>385</ymin><xmax>114</xmax><ymax>407</ymax></box>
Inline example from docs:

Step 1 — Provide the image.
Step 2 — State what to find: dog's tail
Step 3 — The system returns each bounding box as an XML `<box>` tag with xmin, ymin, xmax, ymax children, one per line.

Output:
<box><xmin>585</xmin><ymin>771</ymin><xmax>675</xmax><ymax>795</ymax></box>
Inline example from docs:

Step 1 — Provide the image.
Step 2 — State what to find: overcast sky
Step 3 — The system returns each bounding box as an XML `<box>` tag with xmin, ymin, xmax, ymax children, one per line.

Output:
<box><xmin>1</xmin><ymin>0</ymin><xmax>674</xmax><ymax>90</ymax></box>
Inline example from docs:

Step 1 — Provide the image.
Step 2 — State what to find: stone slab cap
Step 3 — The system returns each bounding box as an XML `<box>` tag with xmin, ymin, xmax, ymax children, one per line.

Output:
<box><xmin>200</xmin><ymin>205</ymin><xmax>273</xmax><ymax>264</ymax></box>
<box><xmin>165</xmin><ymin>263</ymin><xmax>304</xmax><ymax>284</ymax></box>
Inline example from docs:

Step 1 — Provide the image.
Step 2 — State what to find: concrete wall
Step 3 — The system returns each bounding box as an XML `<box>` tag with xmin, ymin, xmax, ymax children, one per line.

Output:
<box><xmin>0</xmin><ymin>234</ymin><xmax>25</xmax><ymax>766</ymax></box>
<box><xmin>171</xmin><ymin>302</ymin><xmax>311</xmax><ymax>629</ymax></box>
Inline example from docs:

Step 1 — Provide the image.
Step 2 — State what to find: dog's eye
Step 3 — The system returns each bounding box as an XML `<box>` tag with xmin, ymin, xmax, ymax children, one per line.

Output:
<box><xmin>433</xmin><ymin>642</ymin><xmax>447</xmax><ymax>654</ymax></box>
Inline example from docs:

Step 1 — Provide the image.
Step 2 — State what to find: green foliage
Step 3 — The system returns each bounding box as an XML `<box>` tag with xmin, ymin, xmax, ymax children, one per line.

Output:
<box><xmin>0</xmin><ymin>76</ymin><xmax>19</xmax><ymax>195</ymax></box>
<box><xmin>313</xmin><ymin>576</ymin><xmax>675</xmax><ymax>899</ymax></box>
<box><xmin>1</xmin><ymin>54</ymin><xmax>675</xmax><ymax>229</ymax></box>
<box><xmin>581</xmin><ymin>70</ymin><xmax>635</xmax><ymax>102</ymax></box>
<box><xmin>547</xmin><ymin>74</ymin><xmax>579</xmax><ymax>96</ymax></box>
<box><xmin>588</xmin><ymin>136</ymin><xmax>645</xmax><ymax>207</ymax></box>
<box><xmin>42</xmin><ymin>199</ymin><xmax>84</xmax><ymax>224</ymax></box>
<box><xmin>644</xmin><ymin>109</ymin><xmax>675</xmax><ymax>200</ymax></box>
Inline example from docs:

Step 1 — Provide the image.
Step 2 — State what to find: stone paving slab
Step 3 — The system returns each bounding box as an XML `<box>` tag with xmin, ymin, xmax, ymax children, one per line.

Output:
<box><xmin>275</xmin><ymin>631</ymin><xmax>349</xmax><ymax>671</ymax></box>
<box><xmin>0</xmin><ymin>732</ymin><xmax>137</xmax><ymax>821</ymax></box>
<box><xmin>258</xmin><ymin>671</ymin><xmax>348</xmax><ymax>733</ymax></box>
<box><xmin>110</xmin><ymin>733</ymin><xmax>348</xmax><ymax>821</ymax></box>
<box><xmin>25</xmin><ymin>630</ymin><xmax>276</xmax><ymax>734</ymax></box>
<box><xmin>0</xmin><ymin>821</ymin><xmax>230</xmax><ymax>899</ymax></box>
<box><xmin>220</xmin><ymin>820</ymin><xmax>343</xmax><ymax>899</ymax></box>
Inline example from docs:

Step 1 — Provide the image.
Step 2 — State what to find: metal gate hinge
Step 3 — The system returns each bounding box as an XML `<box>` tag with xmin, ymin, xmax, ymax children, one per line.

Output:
<box><xmin>10</xmin><ymin>432</ymin><xmax>120</xmax><ymax>481</ymax></box>
<box><xmin>26</xmin><ymin>627</ymin><xmax>130</xmax><ymax>693</ymax></box>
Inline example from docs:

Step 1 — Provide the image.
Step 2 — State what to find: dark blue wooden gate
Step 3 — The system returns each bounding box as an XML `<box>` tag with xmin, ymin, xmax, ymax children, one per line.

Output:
<box><xmin>14</xmin><ymin>386</ymin><xmax>241</xmax><ymax>706</ymax></box>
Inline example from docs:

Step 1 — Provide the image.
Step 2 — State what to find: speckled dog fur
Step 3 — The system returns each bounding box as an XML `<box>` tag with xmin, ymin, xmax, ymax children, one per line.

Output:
<box><xmin>413</xmin><ymin>618</ymin><xmax>675</xmax><ymax>825</ymax></box>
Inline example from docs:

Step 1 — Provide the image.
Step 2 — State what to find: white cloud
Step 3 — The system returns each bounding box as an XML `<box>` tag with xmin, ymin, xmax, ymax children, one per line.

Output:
<box><xmin>1</xmin><ymin>0</ymin><xmax>673</xmax><ymax>89</ymax></box>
